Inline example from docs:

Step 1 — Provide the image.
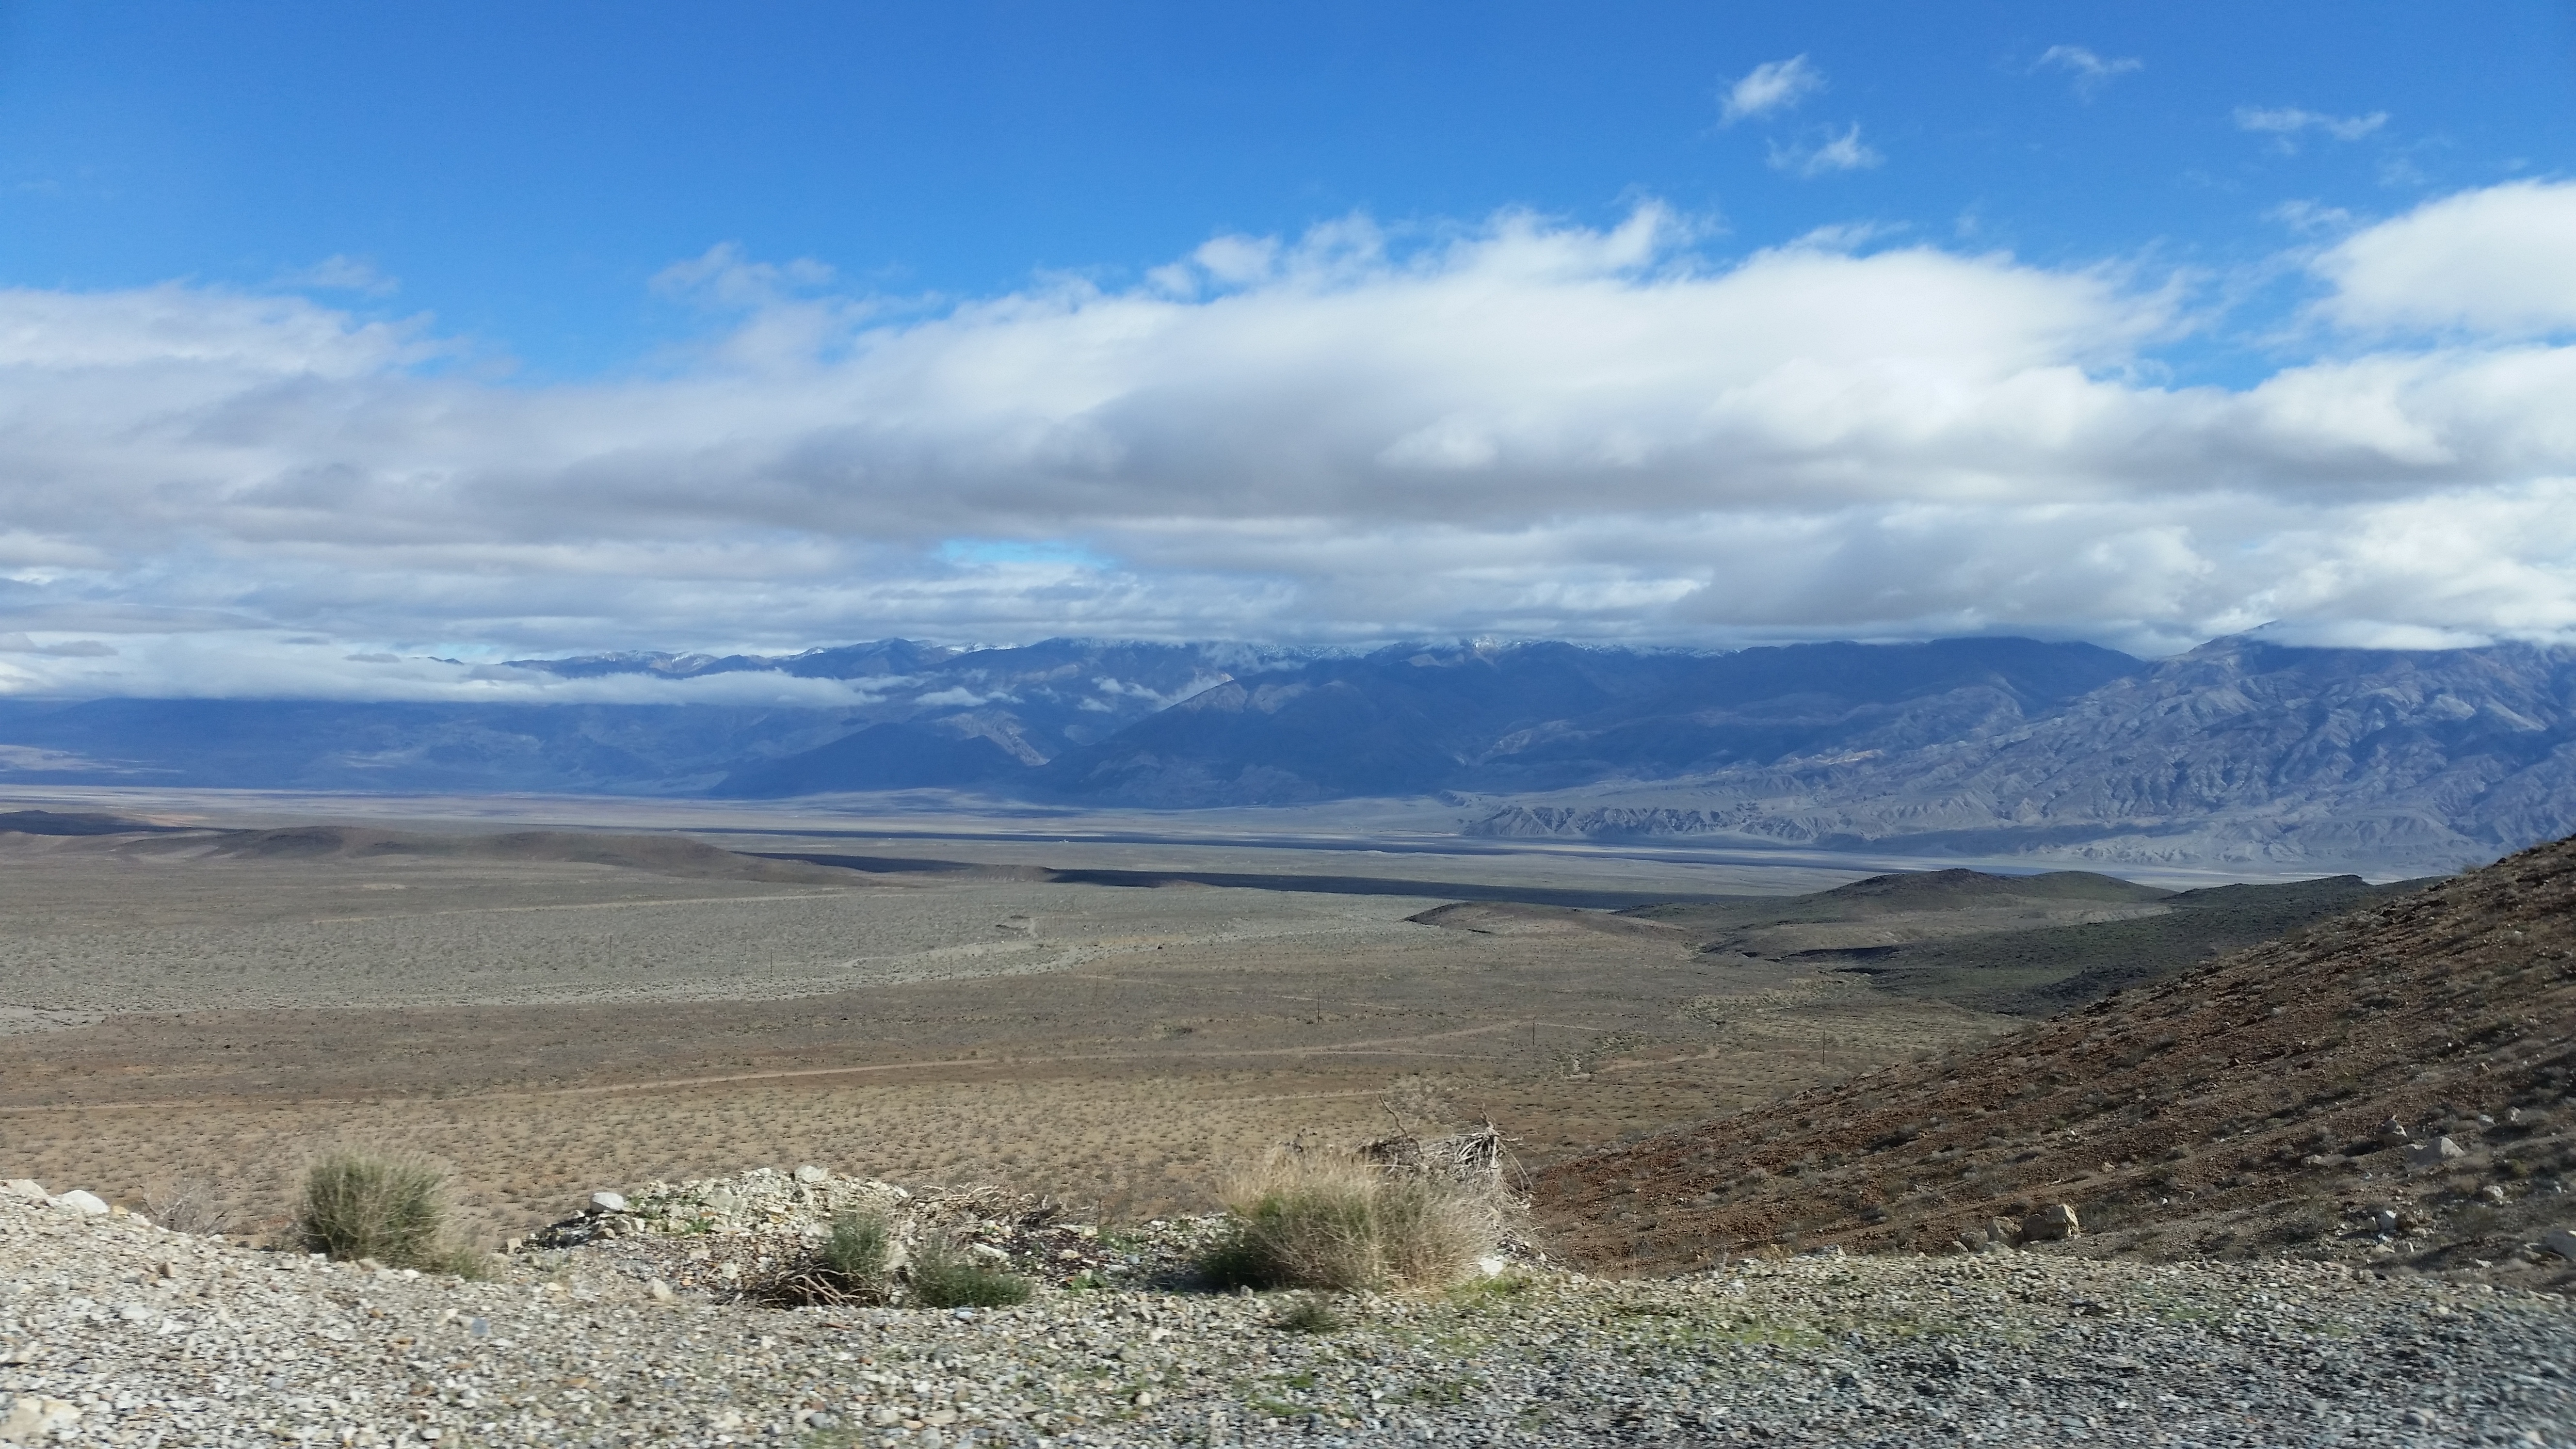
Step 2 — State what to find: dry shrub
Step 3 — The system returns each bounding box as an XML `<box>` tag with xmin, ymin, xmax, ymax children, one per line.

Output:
<box><xmin>144</xmin><ymin>1177</ymin><xmax>242</xmax><ymax>1237</ymax></box>
<box><xmin>297</xmin><ymin>1152</ymin><xmax>483</xmax><ymax>1276</ymax></box>
<box><xmin>755</xmin><ymin>1209</ymin><xmax>900</xmax><ymax>1308</ymax></box>
<box><xmin>907</xmin><ymin>1235</ymin><xmax>1034</xmax><ymax>1308</ymax></box>
<box><xmin>1202</xmin><ymin>1146</ymin><xmax>1499</xmax><ymax>1291</ymax></box>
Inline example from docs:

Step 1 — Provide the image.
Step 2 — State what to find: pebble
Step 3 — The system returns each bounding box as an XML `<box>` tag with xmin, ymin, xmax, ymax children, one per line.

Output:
<box><xmin>4</xmin><ymin>1186</ymin><xmax>2573</xmax><ymax>1446</ymax></box>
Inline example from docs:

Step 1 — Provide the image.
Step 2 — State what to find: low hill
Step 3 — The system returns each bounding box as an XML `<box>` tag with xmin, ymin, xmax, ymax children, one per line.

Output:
<box><xmin>0</xmin><ymin>809</ymin><xmax>181</xmax><ymax>836</ymax></box>
<box><xmin>1812</xmin><ymin>874</ymin><xmax>2439</xmax><ymax>1016</ymax></box>
<box><xmin>1532</xmin><ymin>835</ymin><xmax>2576</xmax><ymax>1287</ymax></box>
<box><xmin>1622</xmin><ymin>868</ymin><xmax>2443</xmax><ymax>1016</ymax></box>
<box><xmin>1621</xmin><ymin>867</ymin><xmax>2179</xmax><ymax>964</ymax></box>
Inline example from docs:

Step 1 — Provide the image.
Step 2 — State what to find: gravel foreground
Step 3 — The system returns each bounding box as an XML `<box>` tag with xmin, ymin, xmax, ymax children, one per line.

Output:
<box><xmin>6</xmin><ymin>1192</ymin><xmax>2574</xmax><ymax>1448</ymax></box>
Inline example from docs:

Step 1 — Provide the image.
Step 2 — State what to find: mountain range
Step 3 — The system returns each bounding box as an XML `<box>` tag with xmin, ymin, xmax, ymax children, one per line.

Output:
<box><xmin>2</xmin><ymin>632</ymin><xmax>2571</xmax><ymax>873</ymax></box>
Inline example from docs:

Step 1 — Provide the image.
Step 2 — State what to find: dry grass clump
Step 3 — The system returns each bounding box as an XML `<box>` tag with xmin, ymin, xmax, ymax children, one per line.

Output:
<box><xmin>756</xmin><ymin>1211</ymin><xmax>1031</xmax><ymax>1309</ymax></box>
<box><xmin>1200</xmin><ymin>1145</ymin><xmax>1502</xmax><ymax>1292</ymax></box>
<box><xmin>296</xmin><ymin>1151</ymin><xmax>484</xmax><ymax>1276</ymax></box>
<box><xmin>906</xmin><ymin>1235</ymin><xmax>1035</xmax><ymax>1308</ymax></box>
<box><xmin>756</xmin><ymin>1209</ymin><xmax>898</xmax><ymax>1307</ymax></box>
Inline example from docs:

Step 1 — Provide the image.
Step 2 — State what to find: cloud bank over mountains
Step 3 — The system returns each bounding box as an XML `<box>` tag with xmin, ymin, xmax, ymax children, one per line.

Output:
<box><xmin>3</xmin><ymin>181</ymin><xmax>2576</xmax><ymax>701</ymax></box>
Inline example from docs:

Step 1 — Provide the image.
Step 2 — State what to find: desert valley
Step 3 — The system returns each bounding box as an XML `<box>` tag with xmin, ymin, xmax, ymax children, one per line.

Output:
<box><xmin>3</xmin><ymin>781</ymin><xmax>2573</xmax><ymax>1446</ymax></box>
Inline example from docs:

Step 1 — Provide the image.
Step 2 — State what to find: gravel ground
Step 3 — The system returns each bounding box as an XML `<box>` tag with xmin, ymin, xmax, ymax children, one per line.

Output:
<box><xmin>5</xmin><ymin>1188</ymin><xmax>2574</xmax><ymax>1448</ymax></box>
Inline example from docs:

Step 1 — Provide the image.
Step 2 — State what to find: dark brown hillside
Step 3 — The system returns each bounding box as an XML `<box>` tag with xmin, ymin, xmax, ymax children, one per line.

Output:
<box><xmin>1534</xmin><ymin>835</ymin><xmax>2576</xmax><ymax>1285</ymax></box>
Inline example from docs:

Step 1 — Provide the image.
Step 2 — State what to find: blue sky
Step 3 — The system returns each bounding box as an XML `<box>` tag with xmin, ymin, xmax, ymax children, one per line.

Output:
<box><xmin>2</xmin><ymin>2</ymin><xmax>2575</xmax><ymax>698</ymax></box>
<box><xmin>11</xmin><ymin>2</ymin><xmax>2562</xmax><ymax>377</ymax></box>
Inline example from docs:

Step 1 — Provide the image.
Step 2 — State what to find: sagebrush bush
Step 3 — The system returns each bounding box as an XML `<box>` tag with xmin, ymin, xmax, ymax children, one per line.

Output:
<box><xmin>907</xmin><ymin>1236</ymin><xmax>1033</xmax><ymax>1308</ymax></box>
<box><xmin>823</xmin><ymin>1210</ymin><xmax>893</xmax><ymax>1285</ymax></box>
<box><xmin>297</xmin><ymin>1152</ymin><xmax>480</xmax><ymax>1274</ymax></box>
<box><xmin>1200</xmin><ymin>1149</ymin><xmax>1497</xmax><ymax>1292</ymax></box>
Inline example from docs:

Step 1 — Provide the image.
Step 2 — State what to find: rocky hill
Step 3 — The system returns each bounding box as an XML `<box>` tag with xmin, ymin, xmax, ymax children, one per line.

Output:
<box><xmin>1532</xmin><ymin>833</ymin><xmax>2576</xmax><ymax>1286</ymax></box>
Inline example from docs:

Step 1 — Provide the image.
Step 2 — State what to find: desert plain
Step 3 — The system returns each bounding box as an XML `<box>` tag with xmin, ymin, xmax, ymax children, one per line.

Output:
<box><xmin>0</xmin><ymin>792</ymin><xmax>2064</xmax><ymax>1247</ymax></box>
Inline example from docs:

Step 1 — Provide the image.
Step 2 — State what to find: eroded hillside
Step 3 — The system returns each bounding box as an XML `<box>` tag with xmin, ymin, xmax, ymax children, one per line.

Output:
<box><xmin>1534</xmin><ymin>835</ymin><xmax>2576</xmax><ymax>1285</ymax></box>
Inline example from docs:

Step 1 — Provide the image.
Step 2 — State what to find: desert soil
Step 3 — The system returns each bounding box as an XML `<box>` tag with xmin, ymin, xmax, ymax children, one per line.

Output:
<box><xmin>0</xmin><ymin>824</ymin><xmax>2012</xmax><ymax>1242</ymax></box>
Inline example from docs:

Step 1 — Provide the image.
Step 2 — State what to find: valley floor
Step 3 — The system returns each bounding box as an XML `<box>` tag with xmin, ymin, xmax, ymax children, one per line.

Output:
<box><xmin>6</xmin><ymin>1192</ymin><xmax>2573</xmax><ymax>1448</ymax></box>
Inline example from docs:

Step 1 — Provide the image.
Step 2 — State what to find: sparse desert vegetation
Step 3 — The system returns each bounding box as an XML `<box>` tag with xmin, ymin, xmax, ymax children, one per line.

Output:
<box><xmin>5</xmin><ymin>808</ymin><xmax>2576</xmax><ymax>1445</ymax></box>
<box><xmin>294</xmin><ymin>1150</ymin><xmax>484</xmax><ymax>1277</ymax></box>
<box><xmin>1200</xmin><ymin>1146</ymin><xmax>1501</xmax><ymax>1291</ymax></box>
<box><xmin>0</xmin><ymin>819</ymin><xmax>2028</xmax><ymax>1243</ymax></box>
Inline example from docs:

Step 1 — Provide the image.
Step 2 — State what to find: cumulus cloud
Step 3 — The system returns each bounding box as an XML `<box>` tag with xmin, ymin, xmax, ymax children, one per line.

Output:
<box><xmin>1768</xmin><ymin>123</ymin><xmax>1883</xmax><ymax>177</ymax></box>
<box><xmin>2235</xmin><ymin>105</ymin><xmax>2389</xmax><ymax>153</ymax></box>
<box><xmin>1720</xmin><ymin>56</ymin><xmax>1824</xmax><ymax>124</ymax></box>
<box><xmin>2311</xmin><ymin>180</ymin><xmax>2576</xmax><ymax>337</ymax></box>
<box><xmin>2034</xmin><ymin>45</ymin><xmax>2142</xmax><ymax>97</ymax></box>
<box><xmin>2</xmin><ymin>184</ymin><xmax>2576</xmax><ymax>698</ymax></box>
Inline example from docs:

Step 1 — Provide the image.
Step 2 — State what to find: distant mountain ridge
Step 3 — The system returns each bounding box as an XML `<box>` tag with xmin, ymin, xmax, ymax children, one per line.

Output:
<box><xmin>1032</xmin><ymin>637</ymin><xmax>2140</xmax><ymax>804</ymax></box>
<box><xmin>1468</xmin><ymin>637</ymin><xmax>2576</xmax><ymax>872</ymax></box>
<box><xmin>2</xmin><ymin>632</ymin><xmax>2572</xmax><ymax>872</ymax></box>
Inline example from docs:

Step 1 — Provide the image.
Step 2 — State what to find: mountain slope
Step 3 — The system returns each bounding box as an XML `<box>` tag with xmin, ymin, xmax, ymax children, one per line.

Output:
<box><xmin>1532</xmin><ymin>833</ymin><xmax>2576</xmax><ymax>1284</ymax></box>
<box><xmin>1037</xmin><ymin>637</ymin><xmax>2140</xmax><ymax>805</ymax></box>
<box><xmin>1471</xmin><ymin>636</ymin><xmax>2576</xmax><ymax>872</ymax></box>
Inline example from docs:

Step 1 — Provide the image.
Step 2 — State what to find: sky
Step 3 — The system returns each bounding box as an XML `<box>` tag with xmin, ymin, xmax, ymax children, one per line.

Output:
<box><xmin>3</xmin><ymin>1</ymin><xmax>2576</xmax><ymax>701</ymax></box>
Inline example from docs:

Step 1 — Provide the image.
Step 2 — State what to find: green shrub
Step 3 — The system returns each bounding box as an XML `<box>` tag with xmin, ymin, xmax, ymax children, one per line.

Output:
<box><xmin>823</xmin><ymin>1210</ymin><xmax>892</xmax><ymax>1284</ymax></box>
<box><xmin>750</xmin><ymin>1209</ymin><xmax>900</xmax><ymax>1308</ymax></box>
<box><xmin>1198</xmin><ymin>1149</ymin><xmax>1496</xmax><ymax>1292</ymax></box>
<box><xmin>297</xmin><ymin>1152</ymin><xmax>478</xmax><ymax>1273</ymax></box>
<box><xmin>907</xmin><ymin>1237</ymin><xmax>1033</xmax><ymax>1308</ymax></box>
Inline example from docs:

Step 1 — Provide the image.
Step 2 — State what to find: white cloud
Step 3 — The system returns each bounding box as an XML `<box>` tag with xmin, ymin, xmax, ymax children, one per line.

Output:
<box><xmin>2235</xmin><ymin>105</ymin><xmax>2389</xmax><ymax>153</ymax></box>
<box><xmin>1768</xmin><ymin>123</ymin><xmax>1883</xmax><ymax>177</ymax></box>
<box><xmin>0</xmin><ymin>633</ymin><xmax>114</xmax><ymax>657</ymax></box>
<box><xmin>278</xmin><ymin>255</ymin><xmax>399</xmax><ymax>297</ymax></box>
<box><xmin>2311</xmin><ymin>180</ymin><xmax>2576</xmax><ymax>337</ymax></box>
<box><xmin>2268</xmin><ymin>199</ymin><xmax>2356</xmax><ymax>235</ymax></box>
<box><xmin>2</xmin><ymin>188</ymin><xmax>2576</xmax><ymax>696</ymax></box>
<box><xmin>1720</xmin><ymin>56</ymin><xmax>1823</xmax><ymax>125</ymax></box>
<box><xmin>2034</xmin><ymin>45</ymin><xmax>2142</xmax><ymax>97</ymax></box>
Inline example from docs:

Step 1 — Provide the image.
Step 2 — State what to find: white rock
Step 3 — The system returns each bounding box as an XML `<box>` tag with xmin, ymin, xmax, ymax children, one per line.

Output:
<box><xmin>2020</xmin><ymin>1204</ymin><xmax>2081</xmax><ymax>1242</ymax></box>
<box><xmin>794</xmin><ymin>1164</ymin><xmax>828</xmax><ymax>1184</ymax></box>
<box><xmin>590</xmin><ymin>1191</ymin><xmax>629</xmax><ymax>1214</ymax></box>
<box><xmin>52</xmin><ymin>1189</ymin><xmax>110</xmax><ymax>1217</ymax></box>
<box><xmin>2403</xmin><ymin>1137</ymin><xmax>2468</xmax><ymax>1171</ymax></box>
<box><xmin>646</xmin><ymin>1278</ymin><xmax>675</xmax><ymax>1302</ymax></box>
<box><xmin>1</xmin><ymin>1179</ymin><xmax>45</xmax><ymax>1202</ymax></box>
<box><xmin>0</xmin><ymin>1396</ymin><xmax>80</xmax><ymax>1441</ymax></box>
<box><xmin>1475</xmin><ymin>1254</ymin><xmax>1510</xmax><ymax>1277</ymax></box>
